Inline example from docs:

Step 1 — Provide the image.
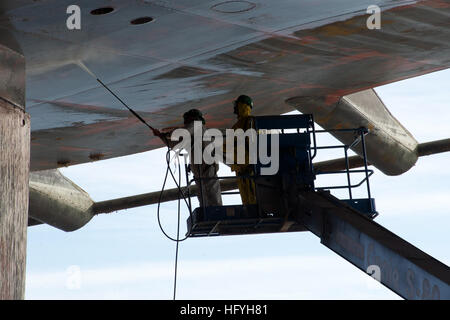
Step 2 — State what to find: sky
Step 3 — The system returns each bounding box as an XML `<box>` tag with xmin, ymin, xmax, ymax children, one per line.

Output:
<box><xmin>24</xmin><ymin>69</ymin><xmax>449</xmax><ymax>300</ymax></box>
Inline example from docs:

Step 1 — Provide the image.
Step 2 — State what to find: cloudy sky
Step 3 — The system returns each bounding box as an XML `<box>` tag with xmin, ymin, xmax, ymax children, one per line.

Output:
<box><xmin>25</xmin><ymin>69</ymin><xmax>449</xmax><ymax>300</ymax></box>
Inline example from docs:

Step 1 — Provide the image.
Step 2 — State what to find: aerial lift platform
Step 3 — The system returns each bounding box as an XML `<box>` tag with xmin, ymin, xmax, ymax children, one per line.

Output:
<box><xmin>185</xmin><ymin>114</ymin><xmax>450</xmax><ymax>300</ymax></box>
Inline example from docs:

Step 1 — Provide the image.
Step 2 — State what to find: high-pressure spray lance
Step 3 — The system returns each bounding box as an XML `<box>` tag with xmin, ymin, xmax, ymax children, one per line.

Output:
<box><xmin>76</xmin><ymin>61</ymin><xmax>191</xmax><ymax>300</ymax></box>
<box><xmin>75</xmin><ymin>60</ymin><xmax>191</xmax><ymax>218</ymax></box>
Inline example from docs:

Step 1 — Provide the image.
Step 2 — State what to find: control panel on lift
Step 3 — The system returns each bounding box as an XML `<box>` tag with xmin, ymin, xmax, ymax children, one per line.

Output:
<box><xmin>187</xmin><ymin>114</ymin><xmax>377</xmax><ymax>237</ymax></box>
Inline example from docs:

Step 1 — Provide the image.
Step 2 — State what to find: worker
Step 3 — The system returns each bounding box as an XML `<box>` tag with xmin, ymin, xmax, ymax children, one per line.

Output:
<box><xmin>231</xmin><ymin>95</ymin><xmax>257</xmax><ymax>205</ymax></box>
<box><xmin>153</xmin><ymin>109</ymin><xmax>223</xmax><ymax>207</ymax></box>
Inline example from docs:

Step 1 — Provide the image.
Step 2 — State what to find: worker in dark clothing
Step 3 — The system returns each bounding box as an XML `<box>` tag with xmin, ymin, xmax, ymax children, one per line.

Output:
<box><xmin>153</xmin><ymin>109</ymin><xmax>222</xmax><ymax>207</ymax></box>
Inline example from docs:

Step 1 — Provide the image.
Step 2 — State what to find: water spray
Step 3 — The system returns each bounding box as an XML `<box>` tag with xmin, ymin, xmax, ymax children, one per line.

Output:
<box><xmin>76</xmin><ymin>61</ymin><xmax>158</xmax><ymax>133</ymax></box>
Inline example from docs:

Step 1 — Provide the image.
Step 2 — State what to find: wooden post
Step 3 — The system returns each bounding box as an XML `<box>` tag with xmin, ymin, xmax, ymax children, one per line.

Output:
<box><xmin>0</xmin><ymin>43</ymin><xmax>28</xmax><ymax>300</ymax></box>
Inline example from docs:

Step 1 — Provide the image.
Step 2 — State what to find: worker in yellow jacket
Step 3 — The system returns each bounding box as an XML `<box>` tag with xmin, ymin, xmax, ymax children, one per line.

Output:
<box><xmin>231</xmin><ymin>95</ymin><xmax>257</xmax><ymax>205</ymax></box>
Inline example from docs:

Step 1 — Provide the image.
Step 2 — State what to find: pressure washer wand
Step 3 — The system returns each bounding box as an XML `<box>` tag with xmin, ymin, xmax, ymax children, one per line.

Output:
<box><xmin>77</xmin><ymin>61</ymin><xmax>159</xmax><ymax>135</ymax></box>
<box><xmin>97</xmin><ymin>77</ymin><xmax>156</xmax><ymax>131</ymax></box>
